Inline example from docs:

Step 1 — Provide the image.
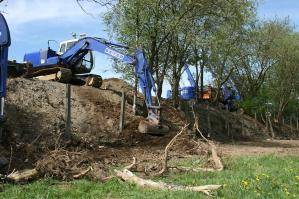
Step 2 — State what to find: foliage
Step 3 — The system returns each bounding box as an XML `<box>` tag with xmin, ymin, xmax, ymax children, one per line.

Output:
<box><xmin>79</xmin><ymin>0</ymin><xmax>299</xmax><ymax>119</ymax></box>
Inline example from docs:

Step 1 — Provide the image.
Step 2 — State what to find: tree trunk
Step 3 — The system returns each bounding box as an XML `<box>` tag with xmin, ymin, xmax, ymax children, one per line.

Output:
<box><xmin>195</xmin><ymin>61</ymin><xmax>199</xmax><ymax>102</ymax></box>
<box><xmin>157</xmin><ymin>78</ymin><xmax>163</xmax><ymax>100</ymax></box>
<box><xmin>172</xmin><ymin>75</ymin><xmax>180</xmax><ymax>108</ymax></box>
<box><xmin>200</xmin><ymin>62</ymin><xmax>204</xmax><ymax>100</ymax></box>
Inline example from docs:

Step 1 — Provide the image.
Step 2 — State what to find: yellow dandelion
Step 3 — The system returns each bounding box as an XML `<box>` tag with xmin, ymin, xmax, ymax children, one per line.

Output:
<box><xmin>242</xmin><ymin>180</ymin><xmax>249</xmax><ymax>188</ymax></box>
<box><xmin>256</xmin><ymin>176</ymin><xmax>260</xmax><ymax>181</ymax></box>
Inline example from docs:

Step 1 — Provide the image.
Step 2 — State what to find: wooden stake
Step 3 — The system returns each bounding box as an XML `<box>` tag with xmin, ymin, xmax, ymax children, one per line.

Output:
<box><xmin>119</xmin><ymin>91</ymin><xmax>126</xmax><ymax>133</ymax></box>
<box><xmin>65</xmin><ymin>84</ymin><xmax>71</xmax><ymax>136</ymax></box>
<box><xmin>241</xmin><ymin>119</ymin><xmax>244</xmax><ymax>136</ymax></box>
<box><xmin>133</xmin><ymin>74</ymin><xmax>138</xmax><ymax>116</ymax></box>
<box><xmin>207</xmin><ymin>105</ymin><xmax>211</xmax><ymax>132</ymax></box>
<box><xmin>290</xmin><ymin>118</ymin><xmax>293</xmax><ymax>134</ymax></box>
<box><xmin>254</xmin><ymin>112</ymin><xmax>257</xmax><ymax>128</ymax></box>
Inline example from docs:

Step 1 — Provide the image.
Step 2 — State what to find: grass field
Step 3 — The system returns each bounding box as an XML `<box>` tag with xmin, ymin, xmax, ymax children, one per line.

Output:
<box><xmin>1</xmin><ymin>155</ymin><xmax>299</xmax><ymax>199</ymax></box>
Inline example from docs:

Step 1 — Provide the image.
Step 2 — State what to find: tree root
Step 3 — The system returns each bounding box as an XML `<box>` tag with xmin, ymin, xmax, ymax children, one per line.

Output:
<box><xmin>156</xmin><ymin>124</ymin><xmax>189</xmax><ymax>176</ymax></box>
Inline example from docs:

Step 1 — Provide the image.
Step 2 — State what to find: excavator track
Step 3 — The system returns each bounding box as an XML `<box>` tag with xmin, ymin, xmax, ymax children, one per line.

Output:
<box><xmin>55</xmin><ymin>68</ymin><xmax>72</xmax><ymax>83</ymax></box>
<box><xmin>85</xmin><ymin>75</ymin><xmax>103</xmax><ymax>88</ymax></box>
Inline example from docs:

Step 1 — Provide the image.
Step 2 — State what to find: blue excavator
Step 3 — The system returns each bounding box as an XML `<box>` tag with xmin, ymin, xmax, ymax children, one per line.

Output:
<box><xmin>167</xmin><ymin>64</ymin><xmax>241</xmax><ymax>111</ymax></box>
<box><xmin>23</xmin><ymin>37</ymin><xmax>169</xmax><ymax>134</ymax></box>
<box><xmin>167</xmin><ymin>64</ymin><xmax>215</xmax><ymax>101</ymax></box>
<box><xmin>0</xmin><ymin>13</ymin><xmax>10</xmax><ymax>124</ymax></box>
<box><xmin>167</xmin><ymin>64</ymin><xmax>197</xmax><ymax>100</ymax></box>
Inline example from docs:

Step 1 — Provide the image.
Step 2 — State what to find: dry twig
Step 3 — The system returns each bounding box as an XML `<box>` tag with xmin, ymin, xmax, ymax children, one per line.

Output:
<box><xmin>73</xmin><ymin>166</ymin><xmax>93</xmax><ymax>179</ymax></box>
<box><xmin>155</xmin><ymin>124</ymin><xmax>189</xmax><ymax>176</ymax></box>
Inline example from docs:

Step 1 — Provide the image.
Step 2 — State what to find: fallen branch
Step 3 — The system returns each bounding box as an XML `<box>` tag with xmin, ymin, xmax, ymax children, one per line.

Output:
<box><xmin>73</xmin><ymin>166</ymin><xmax>93</xmax><ymax>179</ymax></box>
<box><xmin>156</xmin><ymin>124</ymin><xmax>189</xmax><ymax>176</ymax></box>
<box><xmin>169</xmin><ymin>166</ymin><xmax>219</xmax><ymax>172</ymax></box>
<box><xmin>115</xmin><ymin>168</ymin><xmax>222</xmax><ymax>196</ymax></box>
<box><xmin>124</xmin><ymin>157</ymin><xmax>137</xmax><ymax>170</ymax></box>
<box><xmin>7</xmin><ymin>169</ymin><xmax>38</xmax><ymax>183</ymax></box>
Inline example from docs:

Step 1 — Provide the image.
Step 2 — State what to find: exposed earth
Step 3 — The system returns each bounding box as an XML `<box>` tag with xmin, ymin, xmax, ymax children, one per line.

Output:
<box><xmin>220</xmin><ymin>139</ymin><xmax>299</xmax><ymax>156</ymax></box>
<box><xmin>0</xmin><ymin>77</ymin><xmax>297</xmax><ymax>180</ymax></box>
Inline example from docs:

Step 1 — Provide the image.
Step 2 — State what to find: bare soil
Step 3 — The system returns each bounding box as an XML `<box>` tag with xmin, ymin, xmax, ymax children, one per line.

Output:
<box><xmin>0</xmin><ymin>77</ymin><xmax>297</xmax><ymax>180</ymax></box>
<box><xmin>220</xmin><ymin>139</ymin><xmax>299</xmax><ymax>156</ymax></box>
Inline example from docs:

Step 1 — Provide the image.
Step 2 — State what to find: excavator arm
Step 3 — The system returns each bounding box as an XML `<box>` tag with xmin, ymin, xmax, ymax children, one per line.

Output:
<box><xmin>25</xmin><ymin>37</ymin><xmax>168</xmax><ymax>134</ymax></box>
<box><xmin>61</xmin><ymin>37</ymin><xmax>168</xmax><ymax>133</ymax></box>
<box><xmin>59</xmin><ymin>37</ymin><xmax>157</xmax><ymax>107</ymax></box>
<box><xmin>183</xmin><ymin>64</ymin><xmax>196</xmax><ymax>88</ymax></box>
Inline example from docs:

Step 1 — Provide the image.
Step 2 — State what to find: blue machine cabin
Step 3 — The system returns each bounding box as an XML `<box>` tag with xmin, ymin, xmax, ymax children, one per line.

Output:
<box><xmin>24</xmin><ymin>48</ymin><xmax>58</xmax><ymax>67</ymax></box>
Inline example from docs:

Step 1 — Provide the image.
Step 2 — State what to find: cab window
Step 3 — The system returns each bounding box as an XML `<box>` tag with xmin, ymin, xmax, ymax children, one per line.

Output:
<box><xmin>66</xmin><ymin>41</ymin><xmax>75</xmax><ymax>50</ymax></box>
<box><xmin>59</xmin><ymin>43</ymin><xmax>66</xmax><ymax>53</ymax></box>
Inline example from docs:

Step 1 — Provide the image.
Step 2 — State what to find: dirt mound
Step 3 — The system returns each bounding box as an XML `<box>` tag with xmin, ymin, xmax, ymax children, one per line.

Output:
<box><xmin>0</xmin><ymin>78</ymin><xmax>186</xmax><ymax>179</ymax></box>
<box><xmin>4</xmin><ymin>78</ymin><xmax>156</xmax><ymax>147</ymax></box>
<box><xmin>0</xmin><ymin>77</ymin><xmax>276</xmax><ymax>180</ymax></box>
<box><xmin>186</xmin><ymin>103</ymin><xmax>270</xmax><ymax>140</ymax></box>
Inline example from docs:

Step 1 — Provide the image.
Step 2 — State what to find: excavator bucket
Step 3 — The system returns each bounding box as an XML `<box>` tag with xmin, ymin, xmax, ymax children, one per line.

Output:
<box><xmin>137</xmin><ymin>107</ymin><xmax>169</xmax><ymax>135</ymax></box>
<box><xmin>138</xmin><ymin>120</ymin><xmax>169</xmax><ymax>135</ymax></box>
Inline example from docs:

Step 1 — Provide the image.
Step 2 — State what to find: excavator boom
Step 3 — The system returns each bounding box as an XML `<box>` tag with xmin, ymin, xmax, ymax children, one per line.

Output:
<box><xmin>24</xmin><ymin>37</ymin><xmax>168</xmax><ymax>134</ymax></box>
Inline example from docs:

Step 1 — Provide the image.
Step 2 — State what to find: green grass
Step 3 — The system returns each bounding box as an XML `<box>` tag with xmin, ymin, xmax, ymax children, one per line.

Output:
<box><xmin>1</xmin><ymin>155</ymin><xmax>299</xmax><ymax>199</ymax></box>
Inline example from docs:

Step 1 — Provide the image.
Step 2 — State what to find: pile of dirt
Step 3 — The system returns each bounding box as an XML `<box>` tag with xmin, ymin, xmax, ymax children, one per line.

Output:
<box><xmin>0</xmin><ymin>77</ymin><xmax>274</xmax><ymax>180</ymax></box>
<box><xmin>0</xmin><ymin>78</ymin><xmax>186</xmax><ymax>179</ymax></box>
<box><xmin>4</xmin><ymin>78</ymin><xmax>164</xmax><ymax>147</ymax></box>
<box><xmin>179</xmin><ymin>102</ymin><xmax>270</xmax><ymax>140</ymax></box>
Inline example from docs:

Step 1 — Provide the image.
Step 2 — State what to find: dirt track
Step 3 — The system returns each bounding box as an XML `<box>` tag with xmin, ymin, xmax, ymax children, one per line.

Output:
<box><xmin>219</xmin><ymin>139</ymin><xmax>299</xmax><ymax>156</ymax></box>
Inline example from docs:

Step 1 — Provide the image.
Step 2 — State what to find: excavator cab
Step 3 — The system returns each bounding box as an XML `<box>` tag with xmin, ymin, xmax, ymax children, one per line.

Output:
<box><xmin>0</xmin><ymin>13</ymin><xmax>10</xmax><ymax>122</ymax></box>
<box><xmin>58</xmin><ymin>38</ymin><xmax>94</xmax><ymax>74</ymax></box>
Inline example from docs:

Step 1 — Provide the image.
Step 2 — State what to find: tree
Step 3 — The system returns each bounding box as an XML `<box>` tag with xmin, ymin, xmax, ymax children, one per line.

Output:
<box><xmin>232</xmin><ymin>20</ymin><xmax>291</xmax><ymax>99</ymax></box>
<box><xmin>266</xmin><ymin>32</ymin><xmax>299</xmax><ymax>122</ymax></box>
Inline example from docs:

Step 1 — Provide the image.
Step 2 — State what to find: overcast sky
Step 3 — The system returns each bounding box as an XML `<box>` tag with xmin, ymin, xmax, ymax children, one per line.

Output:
<box><xmin>1</xmin><ymin>0</ymin><xmax>299</xmax><ymax>96</ymax></box>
